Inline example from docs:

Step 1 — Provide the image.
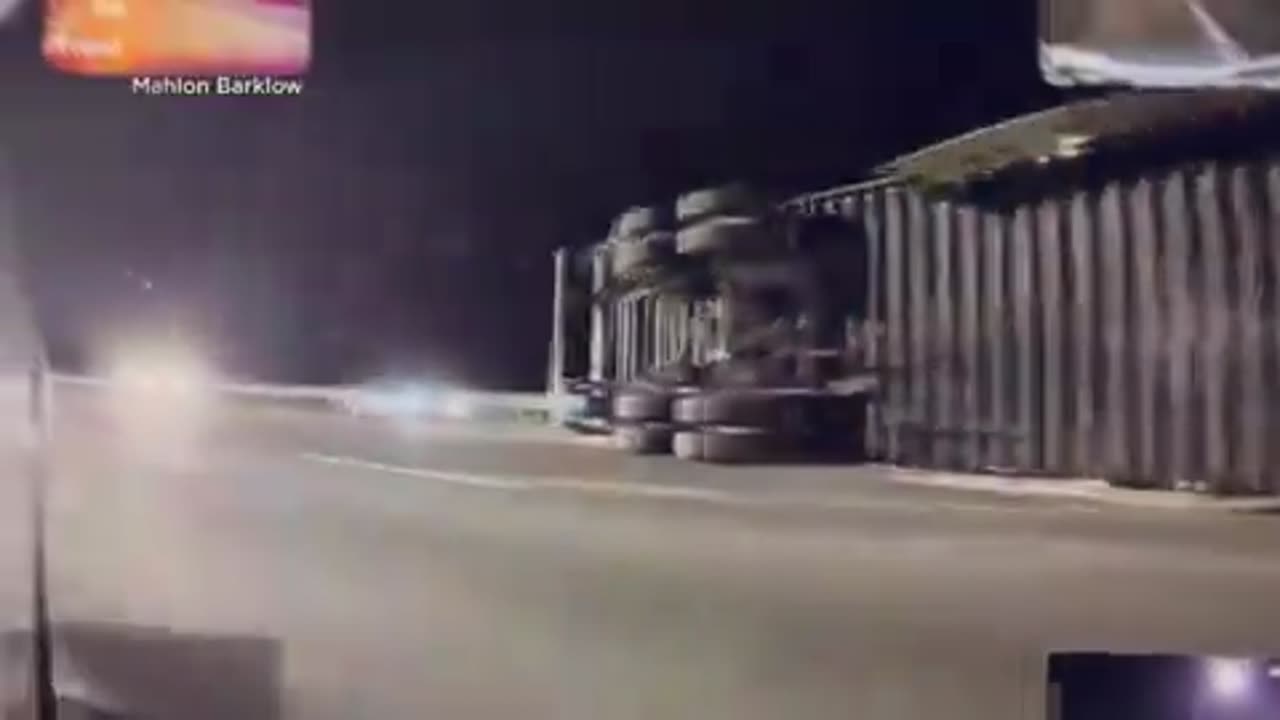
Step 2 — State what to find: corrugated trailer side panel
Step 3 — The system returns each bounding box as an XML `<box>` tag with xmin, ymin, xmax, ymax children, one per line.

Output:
<box><xmin>1265</xmin><ymin>167</ymin><xmax>1280</xmax><ymax>493</ymax></box>
<box><xmin>1228</xmin><ymin>166</ymin><xmax>1267</xmax><ymax>494</ymax></box>
<box><xmin>882</xmin><ymin>189</ymin><xmax>909</xmax><ymax>462</ymax></box>
<box><xmin>861</xmin><ymin>190</ymin><xmax>886</xmax><ymax>459</ymax></box>
<box><xmin>1012</xmin><ymin>205</ymin><xmax>1042</xmax><ymax>473</ymax></box>
<box><xmin>1037</xmin><ymin>198</ymin><xmax>1067</xmax><ymax>475</ymax></box>
<box><xmin>981</xmin><ymin>210</ymin><xmax>1014</xmax><ymax>470</ymax></box>
<box><xmin>931</xmin><ymin>202</ymin><xmax>958</xmax><ymax>468</ymax></box>
<box><xmin>1161</xmin><ymin>171</ymin><xmax>1199</xmax><ymax>487</ymax></box>
<box><xmin>956</xmin><ymin>206</ymin><xmax>984</xmax><ymax>471</ymax></box>
<box><xmin>800</xmin><ymin>157</ymin><xmax>1280</xmax><ymax>493</ymax></box>
<box><xmin>1129</xmin><ymin>179</ymin><xmax>1162</xmax><ymax>487</ymax></box>
<box><xmin>1067</xmin><ymin>190</ymin><xmax>1101</xmax><ymax>479</ymax></box>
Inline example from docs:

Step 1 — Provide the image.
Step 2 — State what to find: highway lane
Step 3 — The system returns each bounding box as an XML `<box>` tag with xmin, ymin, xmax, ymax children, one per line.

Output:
<box><xmin>0</xmin><ymin>404</ymin><xmax>35</xmax><ymax>720</ymax></box>
<box><xmin>34</xmin><ymin>392</ymin><xmax>1280</xmax><ymax>719</ymax></box>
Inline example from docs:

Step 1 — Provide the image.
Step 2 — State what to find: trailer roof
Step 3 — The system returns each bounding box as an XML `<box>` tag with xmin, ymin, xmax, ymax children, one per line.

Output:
<box><xmin>876</xmin><ymin>90</ymin><xmax>1280</xmax><ymax>188</ymax></box>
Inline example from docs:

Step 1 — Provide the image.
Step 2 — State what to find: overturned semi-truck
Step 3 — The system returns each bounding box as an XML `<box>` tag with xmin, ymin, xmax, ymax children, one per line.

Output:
<box><xmin>549</xmin><ymin>90</ymin><xmax>1280</xmax><ymax>495</ymax></box>
<box><xmin>548</xmin><ymin>183</ymin><xmax>873</xmax><ymax>463</ymax></box>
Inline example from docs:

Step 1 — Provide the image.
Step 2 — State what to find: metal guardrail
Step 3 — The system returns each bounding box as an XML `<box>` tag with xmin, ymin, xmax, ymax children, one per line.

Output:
<box><xmin>49</xmin><ymin>373</ymin><xmax>555</xmax><ymax>424</ymax></box>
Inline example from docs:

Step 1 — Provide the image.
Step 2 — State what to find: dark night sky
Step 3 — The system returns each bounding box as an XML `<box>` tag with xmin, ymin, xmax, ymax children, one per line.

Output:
<box><xmin>0</xmin><ymin>0</ymin><xmax>1060</xmax><ymax>389</ymax></box>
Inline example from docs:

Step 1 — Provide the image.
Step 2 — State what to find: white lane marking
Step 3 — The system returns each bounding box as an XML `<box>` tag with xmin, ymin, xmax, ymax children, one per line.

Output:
<box><xmin>302</xmin><ymin>453</ymin><xmax>531</xmax><ymax>491</ymax></box>
<box><xmin>303</xmin><ymin>452</ymin><xmax>731</xmax><ymax>502</ymax></box>
<box><xmin>300</xmin><ymin>453</ymin><xmax>1094</xmax><ymax>515</ymax></box>
<box><xmin>540</xmin><ymin>477</ymin><xmax>733</xmax><ymax>504</ymax></box>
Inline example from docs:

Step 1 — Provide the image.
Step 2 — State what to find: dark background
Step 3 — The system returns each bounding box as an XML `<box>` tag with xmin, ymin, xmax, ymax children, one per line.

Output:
<box><xmin>1050</xmin><ymin>654</ymin><xmax>1280</xmax><ymax>720</ymax></box>
<box><xmin>0</xmin><ymin>0</ymin><xmax>1059</xmax><ymax>389</ymax></box>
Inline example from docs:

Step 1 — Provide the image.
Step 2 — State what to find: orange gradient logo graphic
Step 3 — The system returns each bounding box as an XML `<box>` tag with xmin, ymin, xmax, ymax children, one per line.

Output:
<box><xmin>44</xmin><ymin>0</ymin><xmax>310</xmax><ymax>76</ymax></box>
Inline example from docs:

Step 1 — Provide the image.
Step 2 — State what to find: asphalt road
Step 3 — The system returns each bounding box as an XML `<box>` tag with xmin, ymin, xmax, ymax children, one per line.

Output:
<box><xmin>0</xmin><ymin>403</ymin><xmax>34</xmax><ymax>720</ymax></box>
<box><xmin>20</xmin><ymin>389</ymin><xmax>1280</xmax><ymax>719</ymax></box>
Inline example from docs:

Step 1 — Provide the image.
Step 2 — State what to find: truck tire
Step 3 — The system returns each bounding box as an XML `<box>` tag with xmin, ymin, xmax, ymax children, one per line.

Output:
<box><xmin>672</xmin><ymin>430</ymin><xmax>703</xmax><ymax>460</ymax></box>
<box><xmin>614</xmin><ymin>206</ymin><xmax>670</xmax><ymax>240</ymax></box>
<box><xmin>676</xmin><ymin>185</ymin><xmax>766</xmax><ymax>224</ymax></box>
<box><xmin>675</xmin><ymin>217</ymin><xmax>772</xmax><ymax>257</ymax></box>
<box><xmin>671</xmin><ymin>395</ymin><xmax>704</xmax><ymax>425</ymax></box>
<box><xmin>672</xmin><ymin>391</ymin><xmax>810</xmax><ymax>431</ymax></box>
<box><xmin>611</xmin><ymin>233</ymin><xmax>674</xmax><ymax>277</ymax></box>
<box><xmin>673</xmin><ymin>427</ymin><xmax>783</xmax><ymax>463</ymax></box>
<box><xmin>614</xmin><ymin>423</ymin><xmax>675</xmax><ymax>455</ymax></box>
<box><xmin>613</xmin><ymin>390</ymin><xmax>672</xmax><ymax>423</ymax></box>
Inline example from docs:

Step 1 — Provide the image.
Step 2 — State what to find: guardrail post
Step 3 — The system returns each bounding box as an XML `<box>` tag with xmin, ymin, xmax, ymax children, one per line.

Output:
<box><xmin>547</xmin><ymin>248</ymin><xmax>569</xmax><ymax>396</ymax></box>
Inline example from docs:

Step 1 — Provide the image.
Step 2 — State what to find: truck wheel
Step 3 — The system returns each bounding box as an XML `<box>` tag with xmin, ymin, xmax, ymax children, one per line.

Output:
<box><xmin>675</xmin><ymin>217</ymin><xmax>772</xmax><ymax>257</ymax></box>
<box><xmin>614</xmin><ymin>206</ymin><xmax>671</xmax><ymax>240</ymax></box>
<box><xmin>613</xmin><ymin>390</ymin><xmax>672</xmax><ymax>423</ymax></box>
<box><xmin>672</xmin><ymin>430</ymin><xmax>704</xmax><ymax>460</ymax></box>
<box><xmin>611</xmin><ymin>233</ymin><xmax>674</xmax><ymax>277</ymax></box>
<box><xmin>614</xmin><ymin>423</ymin><xmax>675</xmax><ymax>455</ymax></box>
<box><xmin>672</xmin><ymin>396</ymin><xmax>704</xmax><ymax>425</ymax></box>
<box><xmin>676</xmin><ymin>185</ymin><xmax>767</xmax><ymax>225</ymax></box>
<box><xmin>673</xmin><ymin>427</ymin><xmax>783</xmax><ymax>463</ymax></box>
<box><xmin>672</xmin><ymin>391</ymin><xmax>810</xmax><ymax>431</ymax></box>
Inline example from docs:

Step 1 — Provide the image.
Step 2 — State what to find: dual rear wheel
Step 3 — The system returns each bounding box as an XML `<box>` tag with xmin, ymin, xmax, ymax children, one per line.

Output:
<box><xmin>612</xmin><ymin>388</ymin><xmax>861</xmax><ymax>463</ymax></box>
